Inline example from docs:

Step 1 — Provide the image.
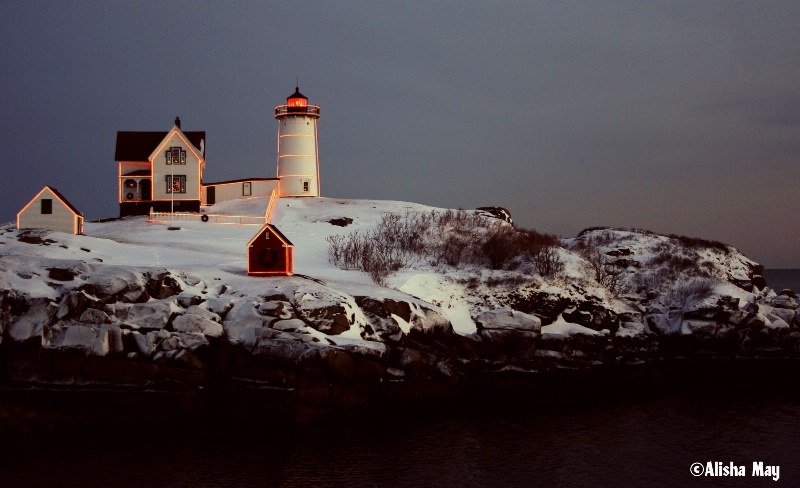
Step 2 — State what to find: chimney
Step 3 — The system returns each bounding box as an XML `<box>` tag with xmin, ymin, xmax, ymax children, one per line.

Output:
<box><xmin>174</xmin><ymin>116</ymin><xmax>181</xmax><ymax>129</ymax></box>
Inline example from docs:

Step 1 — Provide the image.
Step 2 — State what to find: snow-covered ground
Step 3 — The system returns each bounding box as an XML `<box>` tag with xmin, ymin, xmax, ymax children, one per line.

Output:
<box><xmin>1</xmin><ymin>195</ymin><xmax>790</xmax><ymax>345</ymax></box>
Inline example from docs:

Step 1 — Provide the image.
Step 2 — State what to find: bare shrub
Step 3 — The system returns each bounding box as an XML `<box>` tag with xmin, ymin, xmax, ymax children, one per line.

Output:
<box><xmin>532</xmin><ymin>244</ymin><xmax>565</xmax><ymax>278</ymax></box>
<box><xmin>667</xmin><ymin>278</ymin><xmax>718</xmax><ymax>306</ymax></box>
<box><xmin>580</xmin><ymin>245</ymin><xmax>625</xmax><ymax>294</ymax></box>
<box><xmin>326</xmin><ymin>208</ymin><xmax>564</xmax><ymax>285</ymax></box>
<box><xmin>481</xmin><ymin>226</ymin><xmax>517</xmax><ymax>269</ymax></box>
<box><xmin>668</xmin><ymin>234</ymin><xmax>730</xmax><ymax>254</ymax></box>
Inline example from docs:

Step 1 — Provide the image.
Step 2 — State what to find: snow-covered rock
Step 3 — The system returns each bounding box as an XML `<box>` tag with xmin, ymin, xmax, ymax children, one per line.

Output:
<box><xmin>173</xmin><ymin>314</ymin><xmax>223</xmax><ymax>337</ymax></box>
<box><xmin>1</xmin><ymin>196</ymin><xmax>799</xmax><ymax>426</ymax></box>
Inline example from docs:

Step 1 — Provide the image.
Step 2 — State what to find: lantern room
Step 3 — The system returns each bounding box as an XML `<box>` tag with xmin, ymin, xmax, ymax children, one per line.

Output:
<box><xmin>275</xmin><ymin>87</ymin><xmax>320</xmax><ymax>118</ymax></box>
<box><xmin>287</xmin><ymin>87</ymin><xmax>307</xmax><ymax>107</ymax></box>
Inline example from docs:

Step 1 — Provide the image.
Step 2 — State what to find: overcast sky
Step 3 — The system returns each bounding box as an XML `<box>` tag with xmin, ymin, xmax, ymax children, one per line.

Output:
<box><xmin>2</xmin><ymin>1</ymin><xmax>799</xmax><ymax>267</ymax></box>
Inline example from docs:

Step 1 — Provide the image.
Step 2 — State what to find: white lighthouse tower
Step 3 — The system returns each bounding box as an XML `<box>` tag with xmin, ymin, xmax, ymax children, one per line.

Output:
<box><xmin>275</xmin><ymin>87</ymin><xmax>321</xmax><ymax>197</ymax></box>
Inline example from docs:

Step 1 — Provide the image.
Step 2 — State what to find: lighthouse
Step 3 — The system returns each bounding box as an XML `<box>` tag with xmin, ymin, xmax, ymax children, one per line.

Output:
<box><xmin>275</xmin><ymin>87</ymin><xmax>321</xmax><ymax>197</ymax></box>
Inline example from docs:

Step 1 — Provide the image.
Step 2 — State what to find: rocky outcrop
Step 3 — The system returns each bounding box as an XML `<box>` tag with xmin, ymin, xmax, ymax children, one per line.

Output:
<box><xmin>2</xmin><ymin>227</ymin><xmax>800</xmax><ymax>429</ymax></box>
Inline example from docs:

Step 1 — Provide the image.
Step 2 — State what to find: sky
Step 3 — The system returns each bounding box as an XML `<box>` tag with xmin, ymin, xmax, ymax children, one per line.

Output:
<box><xmin>1</xmin><ymin>1</ymin><xmax>799</xmax><ymax>267</ymax></box>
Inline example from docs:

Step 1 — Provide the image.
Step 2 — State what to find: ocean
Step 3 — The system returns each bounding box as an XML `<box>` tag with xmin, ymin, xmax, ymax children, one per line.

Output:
<box><xmin>1</xmin><ymin>388</ymin><xmax>798</xmax><ymax>487</ymax></box>
<box><xmin>762</xmin><ymin>269</ymin><xmax>800</xmax><ymax>294</ymax></box>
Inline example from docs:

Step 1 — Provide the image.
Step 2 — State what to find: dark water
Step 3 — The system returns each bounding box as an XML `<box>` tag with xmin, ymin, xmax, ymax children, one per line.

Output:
<box><xmin>1</xmin><ymin>391</ymin><xmax>798</xmax><ymax>487</ymax></box>
<box><xmin>763</xmin><ymin>269</ymin><xmax>800</xmax><ymax>294</ymax></box>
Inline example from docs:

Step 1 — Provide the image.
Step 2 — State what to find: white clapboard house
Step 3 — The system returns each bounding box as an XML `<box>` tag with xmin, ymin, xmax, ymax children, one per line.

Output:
<box><xmin>116</xmin><ymin>117</ymin><xmax>280</xmax><ymax>216</ymax></box>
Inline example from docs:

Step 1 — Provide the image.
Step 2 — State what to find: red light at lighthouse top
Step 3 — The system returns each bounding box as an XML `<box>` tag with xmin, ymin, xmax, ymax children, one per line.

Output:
<box><xmin>275</xmin><ymin>86</ymin><xmax>320</xmax><ymax>118</ymax></box>
<box><xmin>287</xmin><ymin>87</ymin><xmax>308</xmax><ymax>107</ymax></box>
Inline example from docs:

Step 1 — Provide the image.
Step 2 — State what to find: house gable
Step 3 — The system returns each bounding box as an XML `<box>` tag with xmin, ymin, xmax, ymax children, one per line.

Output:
<box><xmin>115</xmin><ymin>130</ymin><xmax>206</xmax><ymax>162</ymax></box>
<box><xmin>147</xmin><ymin>126</ymin><xmax>205</xmax><ymax>163</ymax></box>
<box><xmin>17</xmin><ymin>186</ymin><xmax>83</xmax><ymax>234</ymax></box>
<box><xmin>247</xmin><ymin>224</ymin><xmax>294</xmax><ymax>276</ymax></box>
<box><xmin>151</xmin><ymin>128</ymin><xmax>205</xmax><ymax>202</ymax></box>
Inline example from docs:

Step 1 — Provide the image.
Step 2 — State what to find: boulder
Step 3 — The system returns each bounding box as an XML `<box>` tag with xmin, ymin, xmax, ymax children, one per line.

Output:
<box><xmin>272</xmin><ymin>318</ymin><xmax>307</xmax><ymax>332</ymax></box>
<box><xmin>293</xmin><ymin>288</ymin><xmax>355</xmax><ymax>336</ymax></box>
<box><xmin>43</xmin><ymin>324</ymin><xmax>109</xmax><ymax>356</ymax></box>
<box><xmin>130</xmin><ymin>330</ymin><xmax>158</xmax><ymax>356</ymax></box>
<box><xmin>475</xmin><ymin>308</ymin><xmax>541</xmax><ymax>357</ymax></box>
<box><xmin>355</xmin><ymin>296</ymin><xmax>402</xmax><ymax>341</ymax></box>
<box><xmin>79</xmin><ymin>308</ymin><xmax>112</xmax><ymax>325</ymax></box>
<box><xmin>57</xmin><ymin>290</ymin><xmax>102</xmax><ymax>320</ymax></box>
<box><xmin>176</xmin><ymin>331</ymin><xmax>209</xmax><ymax>352</ymax></box>
<box><xmin>475</xmin><ymin>308</ymin><xmax>541</xmax><ymax>332</ymax></box>
<box><xmin>201</xmin><ymin>297</ymin><xmax>234</xmax><ymax>318</ymax></box>
<box><xmin>769</xmin><ymin>307</ymin><xmax>795</xmax><ymax>326</ymax></box>
<box><xmin>256</xmin><ymin>300</ymin><xmax>295</xmax><ymax>320</ymax></box>
<box><xmin>124</xmin><ymin>301</ymin><xmax>174</xmax><ymax>330</ymax></box>
<box><xmin>223</xmin><ymin>299</ymin><xmax>275</xmax><ymax>344</ymax></box>
<box><xmin>408</xmin><ymin>304</ymin><xmax>452</xmax><ymax>336</ymax></box>
<box><xmin>751</xmin><ymin>275</ymin><xmax>767</xmax><ymax>290</ymax></box>
<box><xmin>769</xmin><ymin>295</ymin><xmax>797</xmax><ymax>310</ymax></box>
<box><xmin>47</xmin><ymin>267</ymin><xmax>78</xmax><ymax>281</ymax></box>
<box><xmin>184</xmin><ymin>305</ymin><xmax>221</xmax><ymax>323</ymax></box>
<box><xmin>173</xmin><ymin>314</ymin><xmax>223</xmax><ymax>338</ymax></box>
<box><xmin>8</xmin><ymin>298</ymin><xmax>55</xmax><ymax>341</ymax></box>
<box><xmin>145</xmin><ymin>271</ymin><xmax>183</xmax><ymax>299</ymax></box>
<box><xmin>253</xmin><ymin>338</ymin><xmax>316</xmax><ymax>362</ymax></box>
<box><xmin>88</xmin><ymin>269</ymin><xmax>139</xmax><ymax>301</ymax></box>
<box><xmin>562</xmin><ymin>300</ymin><xmax>620</xmax><ymax>334</ymax></box>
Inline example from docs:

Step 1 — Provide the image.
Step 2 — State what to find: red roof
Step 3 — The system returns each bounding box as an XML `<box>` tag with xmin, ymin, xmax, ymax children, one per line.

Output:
<box><xmin>115</xmin><ymin>131</ymin><xmax>205</xmax><ymax>161</ymax></box>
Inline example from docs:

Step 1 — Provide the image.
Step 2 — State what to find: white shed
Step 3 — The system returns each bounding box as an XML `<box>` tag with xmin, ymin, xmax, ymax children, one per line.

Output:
<box><xmin>17</xmin><ymin>186</ymin><xmax>84</xmax><ymax>235</ymax></box>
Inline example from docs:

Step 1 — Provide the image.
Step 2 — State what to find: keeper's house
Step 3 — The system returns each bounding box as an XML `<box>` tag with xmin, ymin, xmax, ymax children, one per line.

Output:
<box><xmin>116</xmin><ymin>117</ymin><xmax>206</xmax><ymax>216</ymax></box>
<box><xmin>17</xmin><ymin>186</ymin><xmax>84</xmax><ymax>234</ymax></box>
<box><xmin>116</xmin><ymin>117</ymin><xmax>278</xmax><ymax>217</ymax></box>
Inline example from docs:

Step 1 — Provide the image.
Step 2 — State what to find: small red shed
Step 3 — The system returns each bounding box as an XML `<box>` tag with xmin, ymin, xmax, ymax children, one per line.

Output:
<box><xmin>247</xmin><ymin>224</ymin><xmax>294</xmax><ymax>276</ymax></box>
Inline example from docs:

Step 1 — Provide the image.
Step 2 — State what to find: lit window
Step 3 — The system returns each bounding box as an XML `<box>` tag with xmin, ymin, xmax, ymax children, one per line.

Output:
<box><xmin>125</xmin><ymin>179</ymin><xmax>137</xmax><ymax>188</ymax></box>
<box><xmin>166</xmin><ymin>175</ymin><xmax>187</xmax><ymax>193</ymax></box>
<box><xmin>41</xmin><ymin>199</ymin><xmax>52</xmax><ymax>214</ymax></box>
<box><xmin>166</xmin><ymin>147</ymin><xmax>186</xmax><ymax>165</ymax></box>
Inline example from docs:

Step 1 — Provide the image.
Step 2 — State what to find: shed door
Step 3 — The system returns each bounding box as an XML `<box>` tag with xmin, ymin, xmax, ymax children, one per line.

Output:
<box><xmin>207</xmin><ymin>186</ymin><xmax>216</xmax><ymax>205</ymax></box>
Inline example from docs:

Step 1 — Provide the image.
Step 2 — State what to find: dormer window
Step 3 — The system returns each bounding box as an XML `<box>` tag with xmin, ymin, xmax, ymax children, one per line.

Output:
<box><xmin>166</xmin><ymin>147</ymin><xmax>186</xmax><ymax>165</ymax></box>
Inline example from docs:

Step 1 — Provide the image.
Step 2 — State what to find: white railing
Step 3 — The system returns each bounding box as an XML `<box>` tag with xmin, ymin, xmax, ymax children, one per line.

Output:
<box><xmin>149</xmin><ymin>210</ymin><xmax>266</xmax><ymax>226</ymax></box>
<box><xmin>265</xmin><ymin>190</ymin><xmax>277</xmax><ymax>223</ymax></box>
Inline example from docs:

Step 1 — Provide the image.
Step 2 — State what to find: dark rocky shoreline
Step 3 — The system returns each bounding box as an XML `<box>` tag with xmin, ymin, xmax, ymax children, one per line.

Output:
<box><xmin>2</xmin><ymin>225</ymin><xmax>799</xmax><ymax>433</ymax></box>
<box><xmin>3</xmin><ymin>319</ymin><xmax>799</xmax><ymax>432</ymax></box>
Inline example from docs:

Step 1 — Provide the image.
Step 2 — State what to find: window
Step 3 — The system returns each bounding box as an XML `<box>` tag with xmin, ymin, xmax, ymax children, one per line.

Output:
<box><xmin>165</xmin><ymin>175</ymin><xmax>187</xmax><ymax>193</ymax></box>
<box><xmin>243</xmin><ymin>182</ymin><xmax>251</xmax><ymax>196</ymax></box>
<box><xmin>303</xmin><ymin>181</ymin><xmax>310</xmax><ymax>192</ymax></box>
<box><xmin>41</xmin><ymin>198</ymin><xmax>52</xmax><ymax>214</ymax></box>
<box><xmin>166</xmin><ymin>147</ymin><xmax>186</xmax><ymax>165</ymax></box>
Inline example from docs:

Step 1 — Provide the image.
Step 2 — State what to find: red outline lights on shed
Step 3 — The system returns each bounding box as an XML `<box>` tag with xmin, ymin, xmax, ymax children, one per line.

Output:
<box><xmin>247</xmin><ymin>224</ymin><xmax>294</xmax><ymax>276</ymax></box>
